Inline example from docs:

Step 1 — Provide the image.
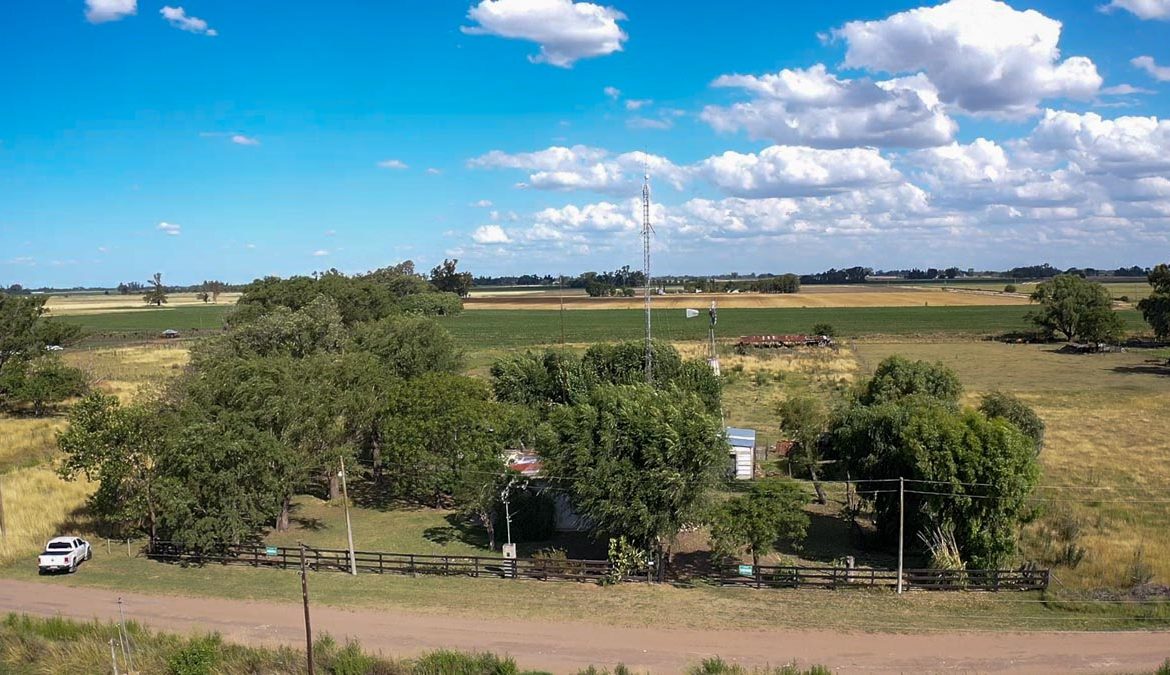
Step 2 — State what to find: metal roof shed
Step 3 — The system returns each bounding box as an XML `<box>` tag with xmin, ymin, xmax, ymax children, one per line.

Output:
<box><xmin>726</xmin><ymin>427</ymin><xmax>756</xmax><ymax>480</ymax></box>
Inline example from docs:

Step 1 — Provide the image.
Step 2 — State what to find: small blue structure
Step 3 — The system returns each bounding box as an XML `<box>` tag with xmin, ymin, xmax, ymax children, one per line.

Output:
<box><xmin>726</xmin><ymin>427</ymin><xmax>756</xmax><ymax>480</ymax></box>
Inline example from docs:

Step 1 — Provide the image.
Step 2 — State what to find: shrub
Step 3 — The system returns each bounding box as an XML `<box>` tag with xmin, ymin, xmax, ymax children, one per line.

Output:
<box><xmin>1004</xmin><ymin>284</ymin><xmax>1017</xmax><ymax>293</ymax></box>
<box><xmin>414</xmin><ymin>650</ymin><xmax>520</xmax><ymax>675</ymax></box>
<box><xmin>399</xmin><ymin>292</ymin><xmax>463</xmax><ymax>316</ymax></box>
<box><xmin>167</xmin><ymin>635</ymin><xmax>221</xmax><ymax>675</ymax></box>
<box><xmin>811</xmin><ymin>322</ymin><xmax>836</xmax><ymax>338</ymax></box>
<box><xmin>329</xmin><ymin>639</ymin><xmax>378</xmax><ymax>675</ymax></box>
<box><xmin>1119</xmin><ymin>295</ymin><xmax>1130</xmax><ymax>303</ymax></box>
<box><xmin>689</xmin><ymin>657</ymin><xmax>832</xmax><ymax>675</ymax></box>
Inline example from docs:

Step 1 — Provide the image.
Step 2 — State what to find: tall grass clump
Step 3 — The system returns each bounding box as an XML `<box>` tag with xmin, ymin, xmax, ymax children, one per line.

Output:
<box><xmin>0</xmin><ymin>465</ymin><xmax>92</xmax><ymax>564</ymax></box>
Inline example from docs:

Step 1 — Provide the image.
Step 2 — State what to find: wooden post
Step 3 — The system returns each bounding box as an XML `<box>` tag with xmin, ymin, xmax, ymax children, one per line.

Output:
<box><xmin>299</xmin><ymin>543</ymin><xmax>315</xmax><ymax>675</ymax></box>
<box><xmin>897</xmin><ymin>477</ymin><xmax>905</xmax><ymax>595</ymax></box>
<box><xmin>125</xmin><ymin>539</ymin><xmax>130</xmax><ymax>558</ymax></box>
<box><xmin>340</xmin><ymin>457</ymin><xmax>357</xmax><ymax>576</ymax></box>
<box><xmin>109</xmin><ymin>639</ymin><xmax>120</xmax><ymax>675</ymax></box>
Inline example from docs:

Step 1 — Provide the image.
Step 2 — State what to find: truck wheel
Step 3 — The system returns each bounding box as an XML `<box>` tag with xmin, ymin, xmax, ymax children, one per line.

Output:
<box><xmin>85</xmin><ymin>549</ymin><xmax>92</xmax><ymax>561</ymax></box>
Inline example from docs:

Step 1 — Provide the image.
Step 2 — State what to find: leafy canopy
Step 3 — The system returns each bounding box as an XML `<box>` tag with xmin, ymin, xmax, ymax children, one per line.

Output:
<box><xmin>1028</xmin><ymin>274</ymin><xmax>1124</xmax><ymax>343</ymax></box>
<box><xmin>709</xmin><ymin>478</ymin><xmax>810</xmax><ymax>566</ymax></box>
<box><xmin>1138</xmin><ymin>263</ymin><xmax>1170</xmax><ymax>340</ymax></box>
<box><xmin>538</xmin><ymin>383</ymin><xmax>726</xmax><ymax>553</ymax></box>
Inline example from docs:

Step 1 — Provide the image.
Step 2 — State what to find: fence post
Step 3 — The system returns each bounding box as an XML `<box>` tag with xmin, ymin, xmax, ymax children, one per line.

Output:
<box><xmin>473</xmin><ymin>557</ymin><xmax>479</xmax><ymax>578</ymax></box>
<box><xmin>511</xmin><ymin>558</ymin><xmax>517</xmax><ymax>580</ymax></box>
<box><xmin>755</xmin><ymin>564</ymin><xmax>761</xmax><ymax>589</ymax></box>
<box><xmin>378</xmin><ymin>552</ymin><xmax>384</xmax><ymax>575</ymax></box>
<box><xmin>409</xmin><ymin>554</ymin><xmax>416</xmax><ymax>577</ymax></box>
<box><xmin>126</xmin><ymin>539</ymin><xmax>131</xmax><ymax>558</ymax></box>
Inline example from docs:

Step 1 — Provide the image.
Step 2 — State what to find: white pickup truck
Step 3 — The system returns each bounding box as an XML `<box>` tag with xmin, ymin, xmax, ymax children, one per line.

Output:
<box><xmin>37</xmin><ymin>537</ymin><xmax>91</xmax><ymax>574</ymax></box>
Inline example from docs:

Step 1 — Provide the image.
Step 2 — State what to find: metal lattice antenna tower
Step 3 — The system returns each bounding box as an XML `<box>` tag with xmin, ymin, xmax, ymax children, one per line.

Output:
<box><xmin>642</xmin><ymin>173</ymin><xmax>654</xmax><ymax>383</ymax></box>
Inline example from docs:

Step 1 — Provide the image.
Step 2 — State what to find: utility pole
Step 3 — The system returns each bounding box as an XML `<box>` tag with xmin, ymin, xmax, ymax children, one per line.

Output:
<box><xmin>299</xmin><ymin>543</ymin><xmax>315</xmax><ymax>675</ymax></box>
<box><xmin>641</xmin><ymin>173</ymin><xmax>654</xmax><ymax>383</ymax></box>
<box><xmin>109</xmin><ymin>639</ymin><xmax>120</xmax><ymax>675</ymax></box>
<box><xmin>897</xmin><ymin>477</ymin><xmax>905</xmax><ymax>595</ymax></box>
<box><xmin>339</xmin><ymin>457</ymin><xmax>357</xmax><ymax>576</ymax></box>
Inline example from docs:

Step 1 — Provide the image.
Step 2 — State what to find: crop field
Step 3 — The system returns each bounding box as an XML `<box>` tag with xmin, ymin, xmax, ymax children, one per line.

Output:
<box><xmin>43</xmin><ymin>292</ymin><xmax>241</xmax><ymax>315</ymax></box>
<box><xmin>435</xmin><ymin>306</ymin><xmax>1149</xmax><ymax>349</ymax></box>
<box><xmin>465</xmin><ymin>286</ymin><xmax>1030</xmax><ymax>310</ymax></box>
<box><xmin>57</xmin><ymin>305</ymin><xmax>231</xmax><ymax>338</ymax></box>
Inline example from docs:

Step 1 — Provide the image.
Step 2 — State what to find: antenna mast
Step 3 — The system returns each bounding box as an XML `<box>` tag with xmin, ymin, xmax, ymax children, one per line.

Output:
<box><xmin>642</xmin><ymin>173</ymin><xmax>653</xmax><ymax>383</ymax></box>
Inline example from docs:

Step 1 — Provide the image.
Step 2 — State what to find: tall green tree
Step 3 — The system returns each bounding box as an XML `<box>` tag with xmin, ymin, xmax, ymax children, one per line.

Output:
<box><xmin>829</xmin><ymin>357</ymin><xmax>1040</xmax><ymax>568</ymax></box>
<box><xmin>709</xmin><ymin>478</ymin><xmax>810</xmax><ymax>569</ymax></box>
<box><xmin>1028</xmin><ymin>274</ymin><xmax>1124</xmax><ymax>342</ymax></box>
<box><xmin>0</xmin><ymin>356</ymin><xmax>88</xmax><ymax>416</ymax></box>
<box><xmin>1137</xmin><ymin>263</ymin><xmax>1170</xmax><ymax>340</ymax></box>
<box><xmin>979</xmin><ymin>391</ymin><xmax>1045</xmax><ymax>455</ymax></box>
<box><xmin>539</xmin><ymin>383</ymin><xmax>726</xmax><ymax>576</ymax></box>
<box><xmin>351</xmin><ymin>314</ymin><xmax>463</xmax><ymax>379</ymax></box>
<box><xmin>430</xmin><ymin>259</ymin><xmax>473</xmax><ymax>298</ymax></box>
<box><xmin>776</xmin><ymin>394</ymin><xmax>830</xmax><ymax>503</ymax></box>
<box><xmin>58</xmin><ymin>393</ymin><xmax>174</xmax><ymax>541</ymax></box>
<box><xmin>143</xmin><ymin>273</ymin><xmax>168</xmax><ymax>307</ymax></box>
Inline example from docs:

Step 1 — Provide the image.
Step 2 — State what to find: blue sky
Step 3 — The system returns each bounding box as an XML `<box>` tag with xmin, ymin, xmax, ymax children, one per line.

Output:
<box><xmin>2</xmin><ymin>0</ymin><xmax>1170</xmax><ymax>286</ymax></box>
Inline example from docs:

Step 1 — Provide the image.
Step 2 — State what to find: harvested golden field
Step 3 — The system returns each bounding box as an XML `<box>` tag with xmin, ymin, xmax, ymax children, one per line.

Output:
<box><xmin>0</xmin><ymin>465</ymin><xmax>92</xmax><ymax>564</ymax></box>
<box><xmin>43</xmin><ymin>292</ymin><xmax>241</xmax><ymax>316</ymax></box>
<box><xmin>465</xmin><ymin>287</ymin><xmax>1030</xmax><ymax>310</ymax></box>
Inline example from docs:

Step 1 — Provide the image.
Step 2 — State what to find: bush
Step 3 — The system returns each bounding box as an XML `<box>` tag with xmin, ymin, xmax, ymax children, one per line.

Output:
<box><xmin>414</xmin><ymin>650</ymin><xmax>520</xmax><ymax>675</ymax></box>
<box><xmin>399</xmin><ymin>291</ymin><xmax>463</xmax><ymax>316</ymax></box>
<box><xmin>1118</xmin><ymin>295</ymin><xmax>1130</xmax><ymax>303</ymax></box>
<box><xmin>1004</xmin><ymin>284</ymin><xmax>1017</xmax><ymax>293</ymax></box>
<box><xmin>167</xmin><ymin>635</ymin><xmax>221</xmax><ymax>675</ymax></box>
<box><xmin>811</xmin><ymin>322</ymin><xmax>836</xmax><ymax>338</ymax></box>
<box><xmin>328</xmin><ymin>639</ymin><xmax>378</xmax><ymax>675</ymax></box>
<box><xmin>689</xmin><ymin>657</ymin><xmax>832</xmax><ymax>675</ymax></box>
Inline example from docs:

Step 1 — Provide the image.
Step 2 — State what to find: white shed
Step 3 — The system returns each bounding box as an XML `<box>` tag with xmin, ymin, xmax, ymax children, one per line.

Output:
<box><xmin>726</xmin><ymin>427</ymin><xmax>756</xmax><ymax>480</ymax></box>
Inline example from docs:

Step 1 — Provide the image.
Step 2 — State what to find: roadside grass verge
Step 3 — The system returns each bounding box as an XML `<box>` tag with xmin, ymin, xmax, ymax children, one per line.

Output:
<box><xmin>3</xmin><ymin>553</ymin><xmax>1167</xmax><ymax>633</ymax></box>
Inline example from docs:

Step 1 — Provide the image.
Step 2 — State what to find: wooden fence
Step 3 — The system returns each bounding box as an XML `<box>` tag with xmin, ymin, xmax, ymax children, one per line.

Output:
<box><xmin>147</xmin><ymin>542</ymin><xmax>1047</xmax><ymax>591</ymax></box>
<box><xmin>718</xmin><ymin>564</ymin><xmax>1049</xmax><ymax>592</ymax></box>
<box><xmin>149</xmin><ymin>542</ymin><xmax>627</xmax><ymax>584</ymax></box>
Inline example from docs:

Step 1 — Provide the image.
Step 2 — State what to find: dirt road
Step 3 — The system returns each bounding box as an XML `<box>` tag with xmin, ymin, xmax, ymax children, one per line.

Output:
<box><xmin>1</xmin><ymin>579</ymin><xmax>1165</xmax><ymax>673</ymax></box>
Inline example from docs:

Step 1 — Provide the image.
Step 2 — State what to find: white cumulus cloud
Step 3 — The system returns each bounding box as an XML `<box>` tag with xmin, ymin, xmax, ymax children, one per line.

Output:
<box><xmin>604</xmin><ymin>86</ymin><xmax>621</xmax><ymax>99</ymax></box>
<box><xmin>472</xmin><ymin>224</ymin><xmax>512</xmax><ymax>244</ymax></box>
<box><xmin>156</xmin><ymin>222</ymin><xmax>181</xmax><ymax>236</ymax></box>
<box><xmin>1102</xmin><ymin>0</ymin><xmax>1170</xmax><ymax>20</ymax></box>
<box><xmin>697</xmin><ymin>145</ymin><xmax>903</xmax><ymax>198</ymax></box>
<box><xmin>377</xmin><ymin>159</ymin><xmax>409</xmax><ymax>170</ymax></box>
<box><xmin>468</xmin><ymin>145</ymin><xmax>688</xmax><ymax>192</ymax></box>
<box><xmin>832</xmin><ymin>0</ymin><xmax>1101</xmax><ymax>117</ymax></box>
<box><xmin>312</xmin><ymin>250</ymin><xmax>330</xmax><ymax>257</ymax></box>
<box><xmin>85</xmin><ymin>0</ymin><xmax>136</xmax><ymax>23</ymax></box>
<box><xmin>160</xmin><ymin>6</ymin><xmax>217</xmax><ymax>36</ymax></box>
<box><xmin>702</xmin><ymin>65</ymin><xmax>955</xmax><ymax>148</ymax></box>
<box><xmin>1132</xmin><ymin>56</ymin><xmax>1170</xmax><ymax>81</ymax></box>
<box><xmin>230</xmin><ymin>134</ymin><xmax>259</xmax><ymax>146</ymax></box>
<box><xmin>462</xmin><ymin>0</ymin><xmax>628</xmax><ymax>68</ymax></box>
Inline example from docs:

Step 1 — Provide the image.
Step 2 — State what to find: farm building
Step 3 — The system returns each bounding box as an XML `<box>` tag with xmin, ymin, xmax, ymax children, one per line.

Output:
<box><xmin>505</xmin><ymin>450</ymin><xmax>591</xmax><ymax>532</ymax></box>
<box><xmin>736</xmin><ymin>334</ymin><xmax>833</xmax><ymax>349</ymax></box>
<box><xmin>726</xmin><ymin>427</ymin><xmax>756</xmax><ymax>480</ymax></box>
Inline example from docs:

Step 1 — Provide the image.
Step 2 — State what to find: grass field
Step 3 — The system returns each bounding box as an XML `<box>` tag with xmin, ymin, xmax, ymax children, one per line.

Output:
<box><xmin>57</xmin><ymin>305</ymin><xmax>231</xmax><ymax>337</ymax></box>
<box><xmin>434</xmin><ymin>307</ymin><xmax>1147</xmax><ymax>349</ymax></box>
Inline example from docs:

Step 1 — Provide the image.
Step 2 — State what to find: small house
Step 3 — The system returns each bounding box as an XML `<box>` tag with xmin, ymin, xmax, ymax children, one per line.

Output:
<box><xmin>505</xmin><ymin>450</ymin><xmax>591</xmax><ymax>532</ymax></box>
<box><xmin>726</xmin><ymin>427</ymin><xmax>756</xmax><ymax>480</ymax></box>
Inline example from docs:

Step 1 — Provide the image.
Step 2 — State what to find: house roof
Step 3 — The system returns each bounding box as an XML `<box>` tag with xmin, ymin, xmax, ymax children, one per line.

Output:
<box><xmin>726</xmin><ymin>427</ymin><xmax>756</xmax><ymax>447</ymax></box>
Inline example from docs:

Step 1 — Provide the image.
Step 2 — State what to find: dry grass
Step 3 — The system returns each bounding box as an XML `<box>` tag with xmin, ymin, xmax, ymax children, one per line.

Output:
<box><xmin>0</xmin><ymin>417</ymin><xmax>65</xmax><ymax>473</ymax></box>
<box><xmin>64</xmin><ymin>344</ymin><xmax>189</xmax><ymax>402</ymax></box>
<box><xmin>466</xmin><ymin>287</ymin><xmax>1030</xmax><ymax>310</ymax></box>
<box><xmin>0</xmin><ymin>465</ymin><xmax>92</xmax><ymax>564</ymax></box>
<box><xmin>43</xmin><ymin>292</ymin><xmax>241</xmax><ymax>316</ymax></box>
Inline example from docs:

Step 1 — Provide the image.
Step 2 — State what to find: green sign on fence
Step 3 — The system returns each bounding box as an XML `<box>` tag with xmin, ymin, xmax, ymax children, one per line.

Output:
<box><xmin>738</xmin><ymin>564</ymin><xmax>753</xmax><ymax>576</ymax></box>
<box><xmin>265</xmin><ymin>546</ymin><xmax>278</xmax><ymax>556</ymax></box>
